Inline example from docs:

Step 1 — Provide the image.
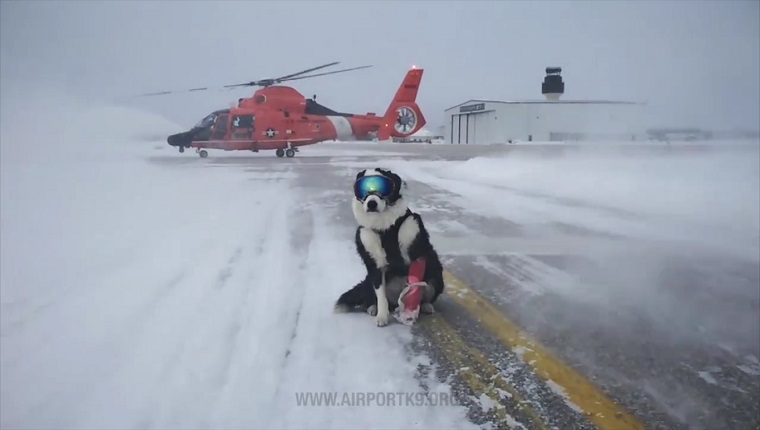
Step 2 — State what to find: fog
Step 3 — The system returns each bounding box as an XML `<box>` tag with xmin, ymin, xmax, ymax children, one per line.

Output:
<box><xmin>2</xmin><ymin>0</ymin><xmax>759</xmax><ymax>132</ymax></box>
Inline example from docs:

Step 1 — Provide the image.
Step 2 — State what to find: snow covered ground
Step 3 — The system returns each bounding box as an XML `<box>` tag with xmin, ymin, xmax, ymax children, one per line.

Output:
<box><xmin>2</xmin><ymin>88</ymin><xmax>758</xmax><ymax>429</ymax></box>
<box><xmin>0</xmin><ymin>95</ymin><xmax>478</xmax><ymax>429</ymax></box>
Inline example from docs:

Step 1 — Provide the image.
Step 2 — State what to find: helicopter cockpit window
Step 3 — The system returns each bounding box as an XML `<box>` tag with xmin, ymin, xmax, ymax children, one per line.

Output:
<box><xmin>195</xmin><ymin>113</ymin><xmax>216</xmax><ymax>129</ymax></box>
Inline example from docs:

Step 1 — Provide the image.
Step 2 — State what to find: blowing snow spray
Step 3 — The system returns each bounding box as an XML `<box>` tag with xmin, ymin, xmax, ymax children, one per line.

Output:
<box><xmin>394</xmin><ymin>257</ymin><xmax>426</xmax><ymax>325</ymax></box>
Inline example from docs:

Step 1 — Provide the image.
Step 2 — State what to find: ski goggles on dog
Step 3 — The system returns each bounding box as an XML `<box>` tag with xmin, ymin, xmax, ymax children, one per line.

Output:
<box><xmin>354</xmin><ymin>175</ymin><xmax>393</xmax><ymax>200</ymax></box>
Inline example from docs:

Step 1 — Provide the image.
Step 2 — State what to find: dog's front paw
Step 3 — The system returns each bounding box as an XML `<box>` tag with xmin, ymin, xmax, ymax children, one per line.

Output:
<box><xmin>367</xmin><ymin>305</ymin><xmax>378</xmax><ymax>316</ymax></box>
<box><xmin>376</xmin><ymin>310</ymin><xmax>390</xmax><ymax>327</ymax></box>
<box><xmin>420</xmin><ymin>303</ymin><xmax>435</xmax><ymax>314</ymax></box>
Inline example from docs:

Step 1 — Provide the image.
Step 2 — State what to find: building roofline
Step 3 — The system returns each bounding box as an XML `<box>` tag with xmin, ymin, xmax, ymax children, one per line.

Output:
<box><xmin>445</xmin><ymin>99</ymin><xmax>644</xmax><ymax>111</ymax></box>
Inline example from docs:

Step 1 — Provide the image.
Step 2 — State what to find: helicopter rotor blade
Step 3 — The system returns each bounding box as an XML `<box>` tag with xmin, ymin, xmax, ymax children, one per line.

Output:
<box><xmin>137</xmin><ymin>61</ymin><xmax>363</xmax><ymax>96</ymax></box>
<box><xmin>138</xmin><ymin>87</ymin><xmax>211</xmax><ymax>97</ymax></box>
<box><xmin>222</xmin><ymin>61</ymin><xmax>342</xmax><ymax>89</ymax></box>
<box><xmin>278</xmin><ymin>65</ymin><xmax>372</xmax><ymax>83</ymax></box>
<box><xmin>271</xmin><ymin>61</ymin><xmax>340</xmax><ymax>82</ymax></box>
<box><xmin>222</xmin><ymin>81</ymin><xmax>260</xmax><ymax>89</ymax></box>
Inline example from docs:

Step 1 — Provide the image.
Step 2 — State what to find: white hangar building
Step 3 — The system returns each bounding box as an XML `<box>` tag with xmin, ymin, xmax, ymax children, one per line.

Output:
<box><xmin>444</xmin><ymin>67</ymin><xmax>647</xmax><ymax>144</ymax></box>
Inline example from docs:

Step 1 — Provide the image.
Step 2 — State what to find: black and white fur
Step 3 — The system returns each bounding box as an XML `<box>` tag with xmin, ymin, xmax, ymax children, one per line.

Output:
<box><xmin>334</xmin><ymin>168</ymin><xmax>445</xmax><ymax>327</ymax></box>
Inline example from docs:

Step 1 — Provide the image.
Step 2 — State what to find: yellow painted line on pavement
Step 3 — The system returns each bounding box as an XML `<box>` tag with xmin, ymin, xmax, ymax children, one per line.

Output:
<box><xmin>419</xmin><ymin>314</ymin><xmax>547</xmax><ymax>430</ymax></box>
<box><xmin>443</xmin><ymin>270</ymin><xmax>645</xmax><ymax>430</ymax></box>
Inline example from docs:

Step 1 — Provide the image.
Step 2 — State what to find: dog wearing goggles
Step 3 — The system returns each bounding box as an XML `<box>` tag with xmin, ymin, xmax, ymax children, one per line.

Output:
<box><xmin>334</xmin><ymin>168</ymin><xmax>444</xmax><ymax>327</ymax></box>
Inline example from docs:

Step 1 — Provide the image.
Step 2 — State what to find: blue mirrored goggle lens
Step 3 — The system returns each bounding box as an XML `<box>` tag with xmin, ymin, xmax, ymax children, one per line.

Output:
<box><xmin>354</xmin><ymin>175</ymin><xmax>392</xmax><ymax>200</ymax></box>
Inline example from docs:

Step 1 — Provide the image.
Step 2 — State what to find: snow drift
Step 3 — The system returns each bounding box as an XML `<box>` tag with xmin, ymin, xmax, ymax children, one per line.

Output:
<box><xmin>0</xmin><ymin>85</ymin><xmax>183</xmax><ymax>163</ymax></box>
<box><xmin>381</xmin><ymin>142</ymin><xmax>760</xmax><ymax>260</ymax></box>
<box><xmin>450</xmin><ymin>146</ymin><xmax>758</xmax><ymax>237</ymax></box>
<box><xmin>1</xmin><ymin>87</ymin><xmax>208</xmax><ymax>335</ymax></box>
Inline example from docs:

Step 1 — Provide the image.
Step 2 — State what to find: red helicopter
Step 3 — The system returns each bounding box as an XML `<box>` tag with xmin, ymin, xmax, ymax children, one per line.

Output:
<box><xmin>144</xmin><ymin>62</ymin><xmax>426</xmax><ymax>158</ymax></box>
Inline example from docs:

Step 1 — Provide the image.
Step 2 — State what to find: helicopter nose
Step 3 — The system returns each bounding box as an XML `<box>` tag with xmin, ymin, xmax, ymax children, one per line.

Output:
<box><xmin>167</xmin><ymin>133</ymin><xmax>181</xmax><ymax>146</ymax></box>
<box><xmin>167</xmin><ymin>131</ymin><xmax>190</xmax><ymax>147</ymax></box>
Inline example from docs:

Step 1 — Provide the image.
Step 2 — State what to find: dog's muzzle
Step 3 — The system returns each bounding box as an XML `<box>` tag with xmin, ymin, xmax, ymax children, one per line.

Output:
<box><xmin>363</xmin><ymin>194</ymin><xmax>384</xmax><ymax>212</ymax></box>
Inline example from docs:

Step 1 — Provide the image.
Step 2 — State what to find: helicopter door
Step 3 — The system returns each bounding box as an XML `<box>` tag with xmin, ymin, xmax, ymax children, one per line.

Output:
<box><xmin>211</xmin><ymin>114</ymin><xmax>229</xmax><ymax>140</ymax></box>
<box><xmin>231</xmin><ymin>114</ymin><xmax>255</xmax><ymax>139</ymax></box>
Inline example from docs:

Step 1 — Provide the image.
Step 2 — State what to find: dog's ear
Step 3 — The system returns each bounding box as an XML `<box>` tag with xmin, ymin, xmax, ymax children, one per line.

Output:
<box><xmin>355</xmin><ymin>169</ymin><xmax>367</xmax><ymax>180</ymax></box>
<box><xmin>386</xmin><ymin>171</ymin><xmax>403</xmax><ymax>196</ymax></box>
<box><xmin>375</xmin><ymin>168</ymin><xmax>400</xmax><ymax>182</ymax></box>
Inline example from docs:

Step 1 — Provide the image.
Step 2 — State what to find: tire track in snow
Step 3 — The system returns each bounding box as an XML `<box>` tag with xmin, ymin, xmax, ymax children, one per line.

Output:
<box><xmin>71</xmin><ymin>242</ymin><xmax>262</xmax><ymax>429</ymax></box>
<box><xmin>265</xmin><ymin>206</ymin><xmax>357</xmax><ymax>430</ymax></box>
<box><xmin>278</xmin><ymin>202</ymin><xmax>315</xmax><ymax>361</ymax></box>
<box><xmin>141</xmin><ymin>184</ymin><xmax>295</xmax><ymax>429</ymax></box>
<box><xmin>199</xmin><ymin>176</ymin><xmax>310</xmax><ymax>429</ymax></box>
<box><xmin>261</xmin><ymin>199</ymin><xmax>477</xmax><ymax>430</ymax></box>
<box><xmin>0</xmin><ymin>232</ymin><xmax>216</xmax><ymax>344</ymax></box>
<box><xmin>210</xmin><ymin>216</ymin><xmax>307</xmax><ymax>427</ymax></box>
<box><xmin>205</xmin><ymin>239</ymin><xmax>268</xmax><ymax>399</ymax></box>
<box><xmin>0</xmin><ymin>228</ymin><xmax>231</xmax><ymax>429</ymax></box>
<box><xmin>31</xmin><ymin>173</ymin><xmax>293</xmax><ymax>430</ymax></box>
<box><xmin>265</xmin><ymin>202</ymin><xmax>314</xmax><ymax>422</ymax></box>
<box><xmin>214</xmin><ymin>246</ymin><xmax>243</xmax><ymax>289</ymax></box>
<box><xmin>153</xmin><ymin>246</ymin><xmax>244</xmax><ymax>398</ymax></box>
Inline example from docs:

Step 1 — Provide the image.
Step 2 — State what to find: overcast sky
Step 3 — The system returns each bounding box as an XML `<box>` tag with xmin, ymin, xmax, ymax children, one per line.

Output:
<box><xmin>2</xmin><ymin>0</ymin><xmax>758</xmax><ymax>131</ymax></box>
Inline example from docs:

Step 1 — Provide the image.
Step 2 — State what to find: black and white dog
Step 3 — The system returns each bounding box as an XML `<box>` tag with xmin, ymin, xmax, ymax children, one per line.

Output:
<box><xmin>334</xmin><ymin>168</ymin><xmax>445</xmax><ymax>327</ymax></box>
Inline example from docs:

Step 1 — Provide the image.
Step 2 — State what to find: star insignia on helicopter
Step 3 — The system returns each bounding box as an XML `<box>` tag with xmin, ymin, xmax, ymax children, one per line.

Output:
<box><xmin>264</xmin><ymin>127</ymin><xmax>278</xmax><ymax>138</ymax></box>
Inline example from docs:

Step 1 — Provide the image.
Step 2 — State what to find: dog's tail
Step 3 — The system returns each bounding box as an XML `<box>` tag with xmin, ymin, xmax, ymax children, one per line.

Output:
<box><xmin>334</xmin><ymin>278</ymin><xmax>373</xmax><ymax>312</ymax></box>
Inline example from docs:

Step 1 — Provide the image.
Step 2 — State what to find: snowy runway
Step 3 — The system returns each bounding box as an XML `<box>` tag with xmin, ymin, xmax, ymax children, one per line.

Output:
<box><xmin>2</xmin><ymin>140</ymin><xmax>759</xmax><ymax>430</ymax></box>
<box><xmin>1</xmin><ymin>151</ymin><xmax>479</xmax><ymax>429</ymax></box>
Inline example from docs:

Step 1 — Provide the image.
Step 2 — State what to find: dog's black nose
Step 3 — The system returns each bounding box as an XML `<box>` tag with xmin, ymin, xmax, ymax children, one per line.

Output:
<box><xmin>366</xmin><ymin>200</ymin><xmax>378</xmax><ymax>211</ymax></box>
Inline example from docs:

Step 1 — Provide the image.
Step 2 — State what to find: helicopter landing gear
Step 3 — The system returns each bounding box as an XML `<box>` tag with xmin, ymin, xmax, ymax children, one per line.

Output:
<box><xmin>196</xmin><ymin>149</ymin><xmax>208</xmax><ymax>158</ymax></box>
<box><xmin>179</xmin><ymin>146</ymin><xmax>185</xmax><ymax>153</ymax></box>
<box><xmin>285</xmin><ymin>142</ymin><xmax>298</xmax><ymax>158</ymax></box>
<box><xmin>276</xmin><ymin>148</ymin><xmax>297</xmax><ymax>158</ymax></box>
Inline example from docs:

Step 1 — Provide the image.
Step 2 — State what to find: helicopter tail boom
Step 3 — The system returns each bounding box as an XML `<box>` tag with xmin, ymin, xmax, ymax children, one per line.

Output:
<box><xmin>377</xmin><ymin>67</ymin><xmax>426</xmax><ymax>140</ymax></box>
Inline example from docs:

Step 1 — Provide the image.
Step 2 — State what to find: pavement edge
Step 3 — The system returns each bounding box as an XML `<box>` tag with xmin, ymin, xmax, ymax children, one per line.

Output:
<box><xmin>442</xmin><ymin>270</ymin><xmax>645</xmax><ymax>430</ymax></box>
